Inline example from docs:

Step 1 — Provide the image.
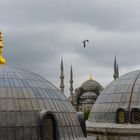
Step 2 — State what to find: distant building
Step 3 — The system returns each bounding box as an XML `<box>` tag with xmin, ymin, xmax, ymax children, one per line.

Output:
<box><xmin>59</xmin><ymin>56</ymin><xmax>120</xmax><ymax>120</ymax></box>
<box><xmin>59</xmin><ymin>61</ymin><xmax>103</xmax><ymax>113</ymax></box>
<box><xmin>68</xmin><ymin>56</ymin><xmax>119</xmax><ymax>113</ymax></box>
<box><xmin>70</xmin><ymin>76</ymin><xmax>103</xmax><ymax>112</ymax></box>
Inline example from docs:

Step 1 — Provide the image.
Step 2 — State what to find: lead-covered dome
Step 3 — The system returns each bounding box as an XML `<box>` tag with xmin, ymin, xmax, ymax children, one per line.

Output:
<box><xmin>81</xmin><ymin>79</ymin><xmax>102</xmax><ymax>91</ymax></box>
<box><xmin>0</xmin><ymin>65</ymin><xmax>84</xmax><ymax>140</ymax></box>
<box><xmin>80</xmin><ymin>92</ymin><xmax>97</xmax><ymax>99</ymax></box>
<box><xmin>88</xmin><ymin>70</ymin><xmax>140</xmax><ymax>123</ymax></box>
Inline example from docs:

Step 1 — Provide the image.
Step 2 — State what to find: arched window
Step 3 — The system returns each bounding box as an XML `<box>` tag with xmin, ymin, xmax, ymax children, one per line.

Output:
<box><xmin>40</xmin><ymin>111</ymin><xmax>58</xmax><ymax>140</ymax></box>
<box><xmin>116</xmin><ymin>108</ymin><xmax>126</xmax><ymax>124</ymax></box>
<box><xmin>131</xmin><ymin>108</ymin><xmax>140</xmax><ymax>124</ymax></box>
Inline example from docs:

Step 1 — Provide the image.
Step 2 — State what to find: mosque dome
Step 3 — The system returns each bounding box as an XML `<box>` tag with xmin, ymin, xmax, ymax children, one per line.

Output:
<box><xmin>88</xmin><ymin>70</ymin><xmax>140</xmax><ymax>123</ymax></box>
<box><xmin>80</xmin><ymin>79</ymin><xmax>102</xmax><ymax>91</ymax></box>
<box><xmin>71</xmin><ymin>75</ymin><xmax>103</xmax><ymax>114</ymax></box>
<box><xmin>0</xmin><ymin>65</ymin><xmax>85</xmax><ymax>139</ymax></box>
<box><xmin>0</xmin><ymin>32</ymin><xmax>87</xmax><ymax>140</ymax></box>
<box><xmin>80</xmin><ymin>92</ymin><xmax>97</xmax><ymax>99</ymax></box>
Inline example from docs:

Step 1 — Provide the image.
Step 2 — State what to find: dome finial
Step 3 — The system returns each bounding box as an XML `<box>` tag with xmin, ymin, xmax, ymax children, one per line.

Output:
<box><xmin>89</xmin><ymin>73</ymin><xmax>93</xmax><ymax>80</ymax></box>
<box><xmin>0</xmin><ymin>32</ymin><xmax>6</xmax><ymax>64</ymax></box>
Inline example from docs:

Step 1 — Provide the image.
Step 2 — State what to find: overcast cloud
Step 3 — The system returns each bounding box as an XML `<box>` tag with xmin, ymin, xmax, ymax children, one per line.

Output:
<box><xmin>1</xmin><ymin>0</ymin><xmax>140</xmax><ymax>96</ymax></box>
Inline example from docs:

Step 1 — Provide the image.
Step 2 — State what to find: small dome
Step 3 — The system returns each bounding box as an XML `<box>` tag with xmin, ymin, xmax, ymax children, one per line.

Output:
<box><xmin>84</xmin><ymin>99</ymin><xmax>94</xmax><ymax>104</ymax></box>
<box><xmin>88</xmin><ymin>70</ymin><xmax>140</xmax><ymax>123</ymax></box>
<box><xmin>0</xmin><ymin>65</ymin><xmax>84</xmax><ymax>139</ymax></box>
<box><xmin>81</xmin><ymin>79</ymin><xmax>102</xmax><ymax>91</ymax></box>
<box><xmin>81</xmin><ymin>92</ymin><xmax>97</xmax><ymax>98</ymax></box>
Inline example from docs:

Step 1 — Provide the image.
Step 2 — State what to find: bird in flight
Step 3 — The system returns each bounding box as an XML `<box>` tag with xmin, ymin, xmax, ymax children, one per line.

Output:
<box><xmin>83</xmin><ymin>40</ymin><xmax>89</xmax><ymax>48</ymax></box>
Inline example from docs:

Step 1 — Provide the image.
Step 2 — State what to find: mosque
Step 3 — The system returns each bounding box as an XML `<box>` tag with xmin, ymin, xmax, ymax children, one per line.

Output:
<box><xmin>0</xmin><ymin>32</ymin><xmax>88</xmax><ymax>140</ymax></box>
<box><xmin>70</xmin><ymin>76</ymin><xmax>103</xmax><ymax>113</ymax></box>
<box><xmin>59</xmin><ymin>58</ymin><xmax>104</xmax><ymax>113</ymax></box>
<box><xmin>59</xmin><ymin>57</ymin><xmax>118</xmax><ymax>118</ymax></box>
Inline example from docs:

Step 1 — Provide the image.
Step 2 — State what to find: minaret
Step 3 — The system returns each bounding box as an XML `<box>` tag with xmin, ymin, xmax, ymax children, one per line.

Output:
<box><xmin>70</xmin><ymin>65</ymin><xmax>74</xmax><ymax>97</ymax></box>
<box><xmin>116</xmin><ymin>63</ymin><xmax>119</xmax><ymax>78</ymax></box>
<box><xmin>0</xmin><ymin>32</ymin><xmax>6</xmax><ymax>64</ymax></box>
<box><xmin>113</xmin><ymin>56</ymin><xmax>119</xmax><ymax>80</ymax></box>
<box><xmin>60</xmin><ymin>58</ymin><xmax>64</xmax><ymax>93</ymax></box>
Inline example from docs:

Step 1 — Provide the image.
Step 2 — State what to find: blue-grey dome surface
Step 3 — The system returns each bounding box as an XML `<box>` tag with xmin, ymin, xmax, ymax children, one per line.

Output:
<box><xmin>88</xmin><ymin>70</ymin><xmax>140</xmax><ymax>123</ymax></box>
<box><xmin>81</xmin><ymin>92</ymin><xmax>97</xmax><ymax>98</ymax></box>
<box><xmin>81</xmin><ymin>79</ymin><xmax>102</xmax><ymax>91</ymax></box>
<box><xmin>0</xmin><ymin>65</ymin><xmax>84</xmax><ymax>139</ymax></box>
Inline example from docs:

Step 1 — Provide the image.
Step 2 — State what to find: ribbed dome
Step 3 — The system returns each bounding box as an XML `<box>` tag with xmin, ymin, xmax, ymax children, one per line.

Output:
<box><xmin>81</xmin><ymin>92</ymin><xmax>97</xmax><ymax>98</ymax></box>
<box><xmin>81</xmin><ymin>79</ymin><xmax>102</xmax><ymax>91</ymax></box>
<box><xmin>83</xmin><ymin>99</ymin><xmax>93</xmax><ymax>104</ymax></box>
<box><xmin>88</xmin><ymin>70</ymin><xmax>140</xmax><ymax>123</ymax></box>
<box><xmin>0</xmin><ymin>65</ymin><xmax>84</xmax><ymax>140</ymax></box>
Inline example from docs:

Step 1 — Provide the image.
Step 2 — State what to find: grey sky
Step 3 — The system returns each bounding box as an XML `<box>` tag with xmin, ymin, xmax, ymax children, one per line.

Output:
<box><xmin>1</xmin><ymin>0</ymin><xmax>140</xmax><ymax>96</ymax></box>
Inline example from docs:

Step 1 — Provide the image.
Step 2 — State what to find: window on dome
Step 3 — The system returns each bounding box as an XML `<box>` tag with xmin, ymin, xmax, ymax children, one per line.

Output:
<box><xmin>131</xmin><ymin>108</ymin><xmax>140</xmax><ymax>124</ymax></box>
<box><xmin>40</xmin><ymin>112</ymin><xmax>57</xmax><ymax>140</ymax></box>
<box><xmin>116</xmin><ymin>108</ymin><xmax>126</xmax><ymax>124</ymax></box>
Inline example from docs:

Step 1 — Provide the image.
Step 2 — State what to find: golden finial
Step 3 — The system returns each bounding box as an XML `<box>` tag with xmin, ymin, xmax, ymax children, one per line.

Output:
<box><xmin>0</xmin><ymin>32</ymin><xmax>6</xmax><ymax>64</ymax></box>
<box><xmin>89</xmin><ymin>73</ymin><xmax>93</xmax><ymax>80</ymax></box>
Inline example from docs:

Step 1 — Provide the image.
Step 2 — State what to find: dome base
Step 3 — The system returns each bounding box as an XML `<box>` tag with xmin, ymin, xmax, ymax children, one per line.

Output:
<box><xmin>86</xmin><ymin>121</ymin><xmax>140</xmax><ymax>140</ymax></box>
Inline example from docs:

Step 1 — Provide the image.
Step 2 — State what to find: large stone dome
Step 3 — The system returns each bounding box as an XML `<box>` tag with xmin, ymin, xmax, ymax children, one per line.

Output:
<box><xmin>88</xmin><ymin>70</ymin><xmax>140</xmax><ymax>123</ymax></box>
<box><xmin>0</xmin><ymin>65</ymin><xmax>84</xmax><ymax>140</ymax></box>
<box><xmin>80</xmin><ymin>79</ymin><xmax>102</xmax><ymax>91</ymax></box>
<box><xmin>81</xmin><ymin>92</ymin><xmax>97</xmax><ymax>99</ymax></box>
<box><xmin>87</xmin><ymin>70</ymin><xmax>140</xmax><ymax>140</ymax></box>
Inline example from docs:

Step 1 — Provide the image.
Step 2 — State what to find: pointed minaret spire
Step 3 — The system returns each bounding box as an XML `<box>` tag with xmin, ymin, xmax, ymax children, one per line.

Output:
<box><xmin>0</xmin><ymin>32</ymin><xmax>6</xmax><ymax>64</ymax></box>
<box><xmin>60</xmin><ymin>57</ymin><xmax>64</xmax><ymax>93</ymax></box>
<box><xmin>116</xmin><ymin>63</ymin><xmax>119</xmax><ymax>77</ymax></box>
<box><xmin>113</xmin><ymin>56</ymin><xmax>119</xmax><ymax>80</ymax></box>
<box><xmin>70</xmin><ymin>65</ymin><xmax>74</xmax><ymax>97</ymax></box>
